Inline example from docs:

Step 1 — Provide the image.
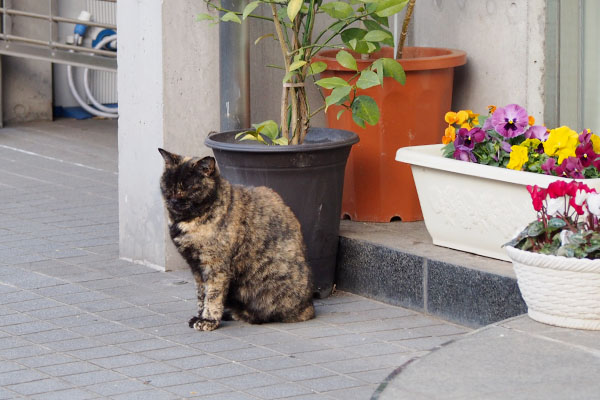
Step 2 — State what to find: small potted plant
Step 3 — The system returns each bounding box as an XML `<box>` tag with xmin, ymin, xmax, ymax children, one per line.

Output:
<box><xmin>198</xmin><ymin>0</ymin><xmax>410</xmax><ymax>297</ymax></box>
<box><xmin>395</xmin><ymin>103</ymin><xmax>600</xmax><ymax>261</ymax></box>
<box><xmin>504</xmin><ymin>180</ymin><xmax>600</xmax><ymax>330</ymax></box>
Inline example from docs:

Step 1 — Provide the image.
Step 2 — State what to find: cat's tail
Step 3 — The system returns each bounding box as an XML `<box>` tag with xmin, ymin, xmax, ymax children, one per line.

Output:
<box><xmin>283</xmin><ymin>301</ymin><xmax>315</xmax><ymax>323</ymax></box>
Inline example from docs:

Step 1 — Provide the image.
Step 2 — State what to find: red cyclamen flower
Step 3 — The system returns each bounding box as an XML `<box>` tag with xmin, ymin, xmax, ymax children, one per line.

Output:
<box><xmin>546</xmin><ymin>180</ymin><xmax>568</xmax><ymax>199</ymax></box>
<box><xmin>527</xmin><ymin>185</ymin><xmax>547</xmax><ymax>211</ymax></box>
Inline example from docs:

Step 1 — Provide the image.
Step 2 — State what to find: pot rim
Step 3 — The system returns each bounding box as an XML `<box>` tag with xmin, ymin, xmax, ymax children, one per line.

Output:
<box><xmin>505</xmin><ymin>245</ymin><xmax>600</xmax><ymax>272</ymax></box>
<box><xmin>396</xmin><ymin>144</ymin><xmax>600</xmax><ymax>187</ymax></box>
<box><xmin>313</xmin><ymin>46</ymin><xmax>467</xmax><ymax>72</ymax></box>
<box><xmin>205</xmin><ymin>127</ymin><xmax>359</xmax><ymax>153</ymax></box>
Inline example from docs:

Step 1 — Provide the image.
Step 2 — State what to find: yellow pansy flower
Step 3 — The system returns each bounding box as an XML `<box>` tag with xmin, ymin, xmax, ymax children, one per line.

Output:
<box><xmin>591</xmin><ymin>133</ymin><xmax>600</xmax><ymax>154</ymax></box>
<box><xmin>507</xmin><ymin>145</ymin><xmax>529</xmax><ymax>170</ymax></box>
<box><xmin>543</xmin><ymin>126</ymin><xmax>578</xmax><ymax>164</ymax></box>
<box><xmin>445</xmin><ymin>111</ymin><xmax>458</xmax><ymax>124</ymax></box>
<box><xmin>521</xmin><ymin>138</ymin><xmax>541</xmax><ymax>149</ymax></box>
<box><xmin>456</xmin><ymin>110</ymin><xmax>469</xmax><ymax>125</ymax></box>
<box><xmin>442</xmin><ymin>125</ymin><xmax>456</xmax><ymax>144</ymax></box>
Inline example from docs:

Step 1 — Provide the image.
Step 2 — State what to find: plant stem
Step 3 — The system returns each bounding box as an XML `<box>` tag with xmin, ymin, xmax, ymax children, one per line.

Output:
<box><xmin>270</xmin><ymin>3</ymin><xmax>293</xmax><ymax>142</ymax></box>
<box><xmin>395</xmin><ymin>0</ymin><xmax>416</xmax><ymax>59</ymax></box>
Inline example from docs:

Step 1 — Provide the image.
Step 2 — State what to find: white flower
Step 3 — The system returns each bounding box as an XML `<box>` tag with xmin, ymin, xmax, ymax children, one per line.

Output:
<box><xmin>587</xmin><ymin>193</ymin><xmax>600</xmax><ymax>216</ymax></box>
<box><xmin>574</xmin><ymin>189</ymin><xmax>589</xmax><ymax>206</ymax></box>
<box><xmin>546</xmin><ymin>197</ymin><xmax>564</xmax><ymax>217</ymax></box>
<box><xmin>560</xmin><ymin>230</ymin><xmax>573</xmax><ymax>246</ymax></box>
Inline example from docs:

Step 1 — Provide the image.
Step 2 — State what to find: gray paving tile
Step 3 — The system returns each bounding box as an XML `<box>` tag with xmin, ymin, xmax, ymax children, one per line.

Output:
<box><xmin>30</xmin><ymin>388</ymin><xmax>98</xmax><ymax>400</ymax></box>
<box><xmin>85</xmin><ymin>379</ymin><xmax>155</xmax><ymax>396</ymax></box>
<box><xmin>6</xmin><ymin>378</ymin><xmax>71</xmax><ymax>396</ymax></box>
<box><xmin>0</xmin><ymin>344</ymin><xmax>53</xmax><ymax>360</ymax></box>
<box><xmin>144</xmin><ymin>371</ymin><xmax>204</xmax><ymax>388</ymax></box>
<box><xmin>164</xmin><ymin>354</ymin><xmax>228</xmax><ymax>370</ymax></box>
<box><xmin>242</xmin><ymin>355</ymin><xmax>309</xmax><ymax>371</ymax></box>
<box><xmin>39</xmin><ymin>361</ymin><xmax>101</xmax><ymax>377</ymax></box>
<box><xmin>114</xmin><ymin>362</ymin><xmax>180</xmax><ymax>378</ymax></box>
<box><xmin>195</xmin><ymin>363</ymin><xmax>256</xmax><ymax>379</ymax></box>
<box><xmin>271</xmin><ymin>365</ymin><xmax>337</xmax><ymax>381</ymax></box>
<box><xmin>0</xmin><ymin>369</ymin><xmax>48</xmax><ymax>386</ymax></box>
<box><xmin>298</xmin><ymin>374</ymin><xmax>363</xmax><ymax>393</ymax></box>
<box><xmin>0</xmin><ymin>360</ymin><xmax>25</xmax><ymax>373</ymax></box>
<box><xmin>67</xmin><ymin>344</ymin><xmax>129</xmax><ymax>360</ymax></box>
<box><xmin>110</xmin><ymin>389</ymin><xmax>179</xmax><ymax>400</ymax></box>
<box><xmin>246</xmin><ymin>382</ymin><xmax>314</xmax><ymax>399</ymax></box>
<box><xmin>17</xmin><ymin>353</ymin><xmax>77</xmax><ymax>368</ymax></box>
<box><xmin>162</xmin><ymin>381</ymin><xmax>231</xmax><ymax>398</ymax></box>
<box><xmin>90</xmin><ymin>354</ymin><xmax>154</xmax><ymax>369</ymax></box>
<box><xmin>61</xmin><ymin>370</ymin><xmax>125</xmax><ymax>386</ymax></box>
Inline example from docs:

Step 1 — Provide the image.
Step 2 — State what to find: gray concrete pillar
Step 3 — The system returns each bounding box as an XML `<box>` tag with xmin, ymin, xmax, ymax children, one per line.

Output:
<box><xmin>117</xmin><ymin>0</ymin><xmax>219</xmax><ymax>271</ymax></box>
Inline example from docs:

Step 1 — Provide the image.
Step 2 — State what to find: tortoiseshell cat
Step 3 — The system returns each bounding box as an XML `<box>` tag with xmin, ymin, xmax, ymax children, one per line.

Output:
<box><xmin>158</xmin><ymin>148</ymin><xmax>315</xmax><ymax>331</ymax></box>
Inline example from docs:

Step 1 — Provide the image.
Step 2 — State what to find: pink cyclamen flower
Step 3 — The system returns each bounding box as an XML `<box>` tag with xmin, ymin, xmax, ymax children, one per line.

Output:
<box><xmin>491</xmin><ymin>104</ymin><xmax>529</xmax><ymax>138</ymax></box>
<box><xmin>527</xmin><ymin>185</ymin><xmax>546</xmax><ymax>212</ymax></box>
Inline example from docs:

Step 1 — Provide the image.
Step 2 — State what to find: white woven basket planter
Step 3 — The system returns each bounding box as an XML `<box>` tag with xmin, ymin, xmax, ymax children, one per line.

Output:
<box><xmin>505</xmin><ymin>245</ymin><xmax>600</xmax><ymax>330</ymax></box>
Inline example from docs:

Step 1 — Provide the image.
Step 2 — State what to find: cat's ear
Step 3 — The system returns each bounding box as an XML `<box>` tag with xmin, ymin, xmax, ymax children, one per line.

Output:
<box><xmin>158</xmin><ymin>148</ymin><xmax>182</xmax><ymax>167</ymax></box>
<box><xmin>197</xmin><ymin>156</ymin><xmax>216</xmax><ymax>177</ymax></box>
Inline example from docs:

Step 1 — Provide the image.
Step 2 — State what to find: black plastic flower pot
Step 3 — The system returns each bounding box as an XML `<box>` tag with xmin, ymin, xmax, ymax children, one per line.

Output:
<box><xmin>205</xmin><ymin>127</ymin><xmax>359</xmax><ymax>298</ymax></box>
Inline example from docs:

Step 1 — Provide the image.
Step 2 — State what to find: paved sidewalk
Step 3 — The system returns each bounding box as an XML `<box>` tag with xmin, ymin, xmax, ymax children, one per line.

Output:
<box><xmin>376</xmin><ymin>315</ymin><xmax>600</xmax><ymax>400</ymax></box>
<box><xmin>0</xmin><ymin>120</ymin><xmax>470</xmax><ymax>400</ymax></box>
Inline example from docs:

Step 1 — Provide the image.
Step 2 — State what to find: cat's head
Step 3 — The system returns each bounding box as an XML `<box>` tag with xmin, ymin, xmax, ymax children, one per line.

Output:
<box><xmin>158</xmin><ymin>148</ymin><xmax>219</xmax><ymax>220</ymax></box>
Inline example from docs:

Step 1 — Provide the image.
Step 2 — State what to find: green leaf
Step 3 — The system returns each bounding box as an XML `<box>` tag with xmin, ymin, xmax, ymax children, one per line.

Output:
<box><xmin>287</xmin><ymin>0</ymin><xmax>303</xmax><ymax>21</ymax></box>
<box><xmin>352</xmin><ymin>113</ymin><xmax>366</xmax><ymax>129</ymax></box>
<box><xmin>289</xmin><ymin>60</ymin><xmax>307</xmax><ymax>71</ymax></box>
<box><xmin>197</xmin><ymin>13</ymin><xmax>215</xmax><ymax>22</ymax></box>
<box><xmin>351</xmin><ymin>95</ymin><xmax>380</xmax><ymax>126</ymax></box>
<box><xmin>320</xmin><ymin>1</ymin><xmax>354</xmax><ymax>19</ymax></box>
<box><xmin>221</xmin><ymin>11</ymin><xmax>241</xmax><ymax>23</ymax></box>
<box><xmin>375</xmin><ymin>0</ymin><xmax>409</xmax><ymax>17</ymax></box>
<box><xmin>336</xmin><ymin>109</ymin><xmax>345</xmax><ymax>120</ymax></box>
<box><xmin>369</xmin><ymin>13</ymin><xmax>389</xmax><ymax>27</ymax></box>
<box><xmin>363</xmin><ymin>30</ymin><xmax>392</xmax><ymax>42</ymax></box>
<box><xmin>526</xmin><ymin>221</ymin><xmax>545</xmax><ymax>237</ymax></box>
<box><xmin>307</xmin><ymin>61</ymin><xmax>327</xmax><ymax>76</ymax></box>
<box><xmin>282</xmin><ymin>70</ymin><xmax>295</xmax><ymax>83</ymax></box>
<box><xmin>252</xmin><ymin>120</ymin><xmax>279</xmax><ymax>140</ymax></box>
<box><xmin>341</xmin><ymin>28</ymin><xmax>367</xmax><ymax>45</ymax></box>
<box><xmin>315</xmin><ymin>77</ymin><xmax>351</xmax><ymax>89</ymax></box>
<box><xmin>371</xmin><ymin>58</ymin><xmax>384</xmax><ymax>84</ymax></box>
<box><xmin>548</xmin><ymin>218</ymin><xmax>567</xmax><ymax>229</ymax></box>
<box><xmin>336</xmin><ymin>50</ymin><xmax>358</xmax><ymax>71</ymax></box>
<box><xmin>356</xmin><ymin>70</ymin><xmax>380</xmax><ymax>89</ymax></box>
<box><xmin>254</xmin><ymin>33</ymin><xmax>274</xmax><ymax>45</ymax></box>
<box><xmin>243</xmin><ymin>1</ymin><xmax>260</xmax><ymax>19</ymax></box>
<box><xmin>272</xmin><ymin>137</ymin><xmax>289</xmax><ymax>145</ymax></box>
<box><xmin>382</xmin><ymin>58</ymin><xmax>406</xmax><ymax>84</ymax></box>
<box><xmin>325</xmin><ymin>86</ymin><xmax>352</xmax><ymax>111</ymax></box>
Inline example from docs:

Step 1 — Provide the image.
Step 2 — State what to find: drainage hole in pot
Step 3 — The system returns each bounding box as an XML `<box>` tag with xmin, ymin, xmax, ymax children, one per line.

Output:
<box><xmin>390</xmin><ymin>216</ymin><xmax>402</xmax><ymax>222</ymax></box>
<box><xmin>342</xmin><ymin>214</ymin><xmax>352</xmax><ymax>220</ymax></box>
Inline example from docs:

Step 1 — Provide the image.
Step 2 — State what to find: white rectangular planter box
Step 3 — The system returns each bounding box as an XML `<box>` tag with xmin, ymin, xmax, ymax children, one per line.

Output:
<box><xmin>396</xmin><ymin>144</ymin><xmax>600</xmax><ymax>261</ymax></box>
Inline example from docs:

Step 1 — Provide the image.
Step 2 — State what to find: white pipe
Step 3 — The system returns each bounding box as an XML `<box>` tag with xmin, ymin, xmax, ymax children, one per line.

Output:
<box><xmin>83</xmin><ymin>35</ymin><xmax>118</xmax><ymax>114</ymax></box>
<box><xmin>67</xmin><ymin>64</ymin><xmax>118</xmax><ymax>118</ymax></box>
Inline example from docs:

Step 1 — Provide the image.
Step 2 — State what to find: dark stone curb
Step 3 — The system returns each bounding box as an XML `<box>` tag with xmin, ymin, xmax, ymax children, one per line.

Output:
<box><xmin>336</xmin><ymin>237</ymin><xmax>527</xmax><ymax>328</ymax></box>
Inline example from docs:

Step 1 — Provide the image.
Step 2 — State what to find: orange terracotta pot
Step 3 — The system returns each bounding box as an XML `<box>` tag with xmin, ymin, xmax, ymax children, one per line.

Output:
<box><xmin>313</xmin><ymin>47</ymin><xmax>466</xmax><ymax>222</ymax></box>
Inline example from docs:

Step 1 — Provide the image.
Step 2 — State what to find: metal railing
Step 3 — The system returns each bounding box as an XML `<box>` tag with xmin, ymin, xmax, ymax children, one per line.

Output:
<box><xmin>0</xmin><ymin>0</ymin><xmax>116</xmax><ymax>72</ymax></box>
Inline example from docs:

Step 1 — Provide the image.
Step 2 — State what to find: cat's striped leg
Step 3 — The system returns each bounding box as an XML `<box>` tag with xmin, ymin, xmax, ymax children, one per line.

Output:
<box><xmin>187</xmin><ymin>272</ymin><xmax>206</xmax><ymax>328</ymax></box>
<box><xmin>191</xmin><ymin>273</ymin><xmax>229</xmax><ymax>331</ymax></box>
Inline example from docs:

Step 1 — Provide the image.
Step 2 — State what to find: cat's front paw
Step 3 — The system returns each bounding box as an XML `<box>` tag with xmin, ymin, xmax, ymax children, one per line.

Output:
<box><xmin>188</xmin><ymin>316</ymin><xmax>219</xmax><ymax>331</ymax></box>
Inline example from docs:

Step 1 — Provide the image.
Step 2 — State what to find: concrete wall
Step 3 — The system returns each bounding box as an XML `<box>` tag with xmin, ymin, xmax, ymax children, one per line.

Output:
<box><xmin>118</xmin><ymin>0</ymin><xmax>219</xmax><ymax>271</ymax></box>
<box><xmin>2</xmin><ymin>0</ymin><xmax>53</xmax><ymax>124</ymax></box>
<box><xmin>411</xmin><ymin>0</ymin><xmax>546</xmax><ymax>121</ymax></box>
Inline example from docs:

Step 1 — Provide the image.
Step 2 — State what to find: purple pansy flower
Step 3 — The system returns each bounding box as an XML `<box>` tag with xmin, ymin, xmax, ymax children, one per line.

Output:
<box><xmin>555</xmin><ymin>157</ymin><xmax>585</xmax><ymax>179</ymax></box>
<box><xmin>541</xmin><ymin>158</ymin><xmax>556</xmax><ymax>175</ymax></box>
<box><xmin>576</xmin><ymin>141</ymin><xmax>598</xmax><ymax>168</ymax></box>
<box><xmin>482</xmin><ymin>116</ymin><xmax>494</xmax><ymax>131</ymax></box>
<box><xmin>452</xmin><ymin>128</ymin><xmax>485</xmax><ymax>163</ymax></box>
<box><xmin>500</xmin><ymin>141</ymin><xmax>512</xmax><ymax>153</ymax></box>
<box><xmin>525</xmin><ymin>125</ymin><xmax>549</xmax><ymax>141</ymax></box>
<box><xmin>490</xmin><ymin>104</ymin><xmax>529</xmax><ymax>138</ymax></box>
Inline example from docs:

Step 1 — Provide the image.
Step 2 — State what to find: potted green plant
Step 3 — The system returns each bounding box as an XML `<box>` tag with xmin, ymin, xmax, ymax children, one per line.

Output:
<box><xmin>504</xmin><ymin>180</ymin><xmax>600</xmax><ymax>330</ymax></box>
<box><xmin>313</xmin><ymin>0</ymin><xmax>467</xmax><ymax>222</ymax></box>
<box><xmin>198</xmin><ymin>0</ymin><xmax>410</xmax><ymax>297</ymax></box>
